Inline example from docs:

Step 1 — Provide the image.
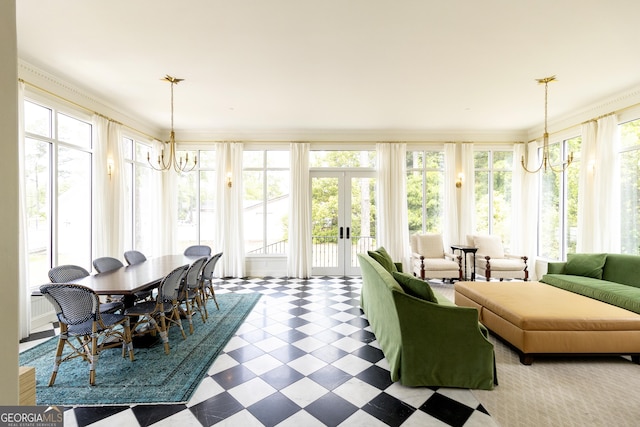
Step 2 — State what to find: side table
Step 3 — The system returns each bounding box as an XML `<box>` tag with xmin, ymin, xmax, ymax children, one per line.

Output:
<box><xmin>451</xmin><ymin>245</ymin><xmax>478</xmax><ymax>281</ymax></box>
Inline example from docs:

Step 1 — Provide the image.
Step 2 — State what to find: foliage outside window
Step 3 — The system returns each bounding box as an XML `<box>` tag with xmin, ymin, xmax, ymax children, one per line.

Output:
<box><xmin>474</xmin><ymin>150</ymin><xmax>513</xmax><ymax>249</ymax></box>
<box><xmin>406</xmin><ymin>150</ymin><xmax>444</xmax><ymax>235</ymax></box>
<box><xmin>24</xmin><ymin>99</ymin><xmax>93</xmax><ymax>286</ymax></box>
<box><xmin>537</xmin><ymin>136</ymin><xmax>581</xmax><ymax>259</ymax></box>
<box><xmin>176</xmin><ymin>150</ymin><xmax>216</xmax><ymax>251</ymax></box>
<box><xmin>620</xmin><ymin>118</ymin><xmax>640</xmax><ymax>255</ymax></box>
<box><xmin>244</xmin><ymin>150</ymin><xmax>289</xmax><ymax>255</ymax></box>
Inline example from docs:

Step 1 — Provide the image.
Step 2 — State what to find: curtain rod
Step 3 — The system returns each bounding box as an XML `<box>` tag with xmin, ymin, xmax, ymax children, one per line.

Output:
<box><xmin>18</xmin><ymin>78</ymin><xmax>158</xmax><ymax>142</ymax></box>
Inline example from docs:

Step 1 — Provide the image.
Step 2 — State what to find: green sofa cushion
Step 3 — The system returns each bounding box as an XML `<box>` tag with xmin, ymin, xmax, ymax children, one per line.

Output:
<box><xmin>392</xmin><ymin>271</ymin><xmax>437</xmax><ymax>303</ymax></box>
<box><xmin>564</xmin><ymin>253</ymin><xmax>607</xmax><ymax>279</ymax></box>
<box><xmin>541</xmin><ymin>274</ymin><xmax>640</xmax><ymax>315</ymax></box>
<box><xmin>368</xmin><ymin>246</ymin><xmax>398</xmax><ymax>273</ymax></box>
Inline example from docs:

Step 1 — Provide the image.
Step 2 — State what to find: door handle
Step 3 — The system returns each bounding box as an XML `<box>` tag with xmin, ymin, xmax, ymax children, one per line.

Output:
<box><xmin>339</xmin><ymin>227</ymin><xmax>344</xmax><ymax>239</ymax></box>
<box><xmin>346</xmin><ymin>227</ymin><xmax>350</xmax><ymax>239</ymax></box>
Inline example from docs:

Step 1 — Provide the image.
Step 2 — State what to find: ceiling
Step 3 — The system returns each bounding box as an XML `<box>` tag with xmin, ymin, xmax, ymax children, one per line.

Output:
<box><xmin>15</xmin><ymin>0</ymin><xmax>640</xmax><ymax>141</ymax></box>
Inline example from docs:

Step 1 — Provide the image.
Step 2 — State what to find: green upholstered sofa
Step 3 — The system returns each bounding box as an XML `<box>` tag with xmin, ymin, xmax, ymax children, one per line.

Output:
<box><xmin>358</xmin><ymin>251</ymin><xmax>496</xmax><ymax>390</ymax></box>
<box><xmin>541</xmin><ymin>253</ymin><xmax>640</xmax><ymax>315</ymax></box>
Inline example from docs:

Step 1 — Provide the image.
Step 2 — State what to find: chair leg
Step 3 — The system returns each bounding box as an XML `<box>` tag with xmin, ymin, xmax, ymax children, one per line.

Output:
<box><xmin>207</xmin><ymin>283</ymin><xmax>219</xmax><ymax>310</ymax></box>
<box><xmin>48</xmin><ymin>334</ymin><xmax>66</xmax><ymax>386</ymax></box>
<box><xmin>89</xmin><ymin>332</ymin><xmax>98</xmax><ymax>386</ymax></box>
<box><xmin>157</xmin><ymin>314</ymin><xmax>171</xmax><ymax>354</ymax></box>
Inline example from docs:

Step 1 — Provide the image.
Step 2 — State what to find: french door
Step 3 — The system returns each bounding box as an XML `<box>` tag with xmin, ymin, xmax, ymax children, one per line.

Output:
<box><xmin>311</xmin><ymin>171</ymin><xmax>376</xmax><ymax>276</ymax></box>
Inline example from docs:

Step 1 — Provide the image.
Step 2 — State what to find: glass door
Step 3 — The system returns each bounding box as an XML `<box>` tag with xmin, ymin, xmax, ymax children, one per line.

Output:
<box><xmin>311</xmin><ymin>171</ymin><xmax>376</xmax><ymax>275</ymax></box>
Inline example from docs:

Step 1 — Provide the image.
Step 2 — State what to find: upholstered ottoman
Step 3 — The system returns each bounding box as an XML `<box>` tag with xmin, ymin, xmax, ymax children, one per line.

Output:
<box><xmin>454</xmin><ymin>281</ymin><xmax>640</xmax><ymax>364</ymax></box>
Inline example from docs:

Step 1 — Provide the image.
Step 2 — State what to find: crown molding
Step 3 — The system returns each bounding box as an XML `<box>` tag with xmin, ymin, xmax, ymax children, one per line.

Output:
<box><xmin>18</xmin><ymin>60</ymin><xmax>162</xmax><ymax>139</ymax></box>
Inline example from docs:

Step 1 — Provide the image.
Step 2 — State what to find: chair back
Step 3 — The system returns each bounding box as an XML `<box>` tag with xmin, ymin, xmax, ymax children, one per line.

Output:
<box><xmin>412</xmin><ymin>233</ymin><xmax>445</xmax><ymax>258</ymax></box>
<box><xmin>40</xmin><ymin>283</ymin><xmax>99</xmax><ymax>325</ymax></box>
<box><xmin>184</xmin><ymin>245</ymin><xmax>212</xmax><ymax>257</ymax></box>
<box><xmin>201</xmin><ymin>252</ymin><xmax>223</xmax><ymax>281</ymax></box>
<box><xmin>124</xmin><ymin>250</ymin><xmax>147</xmax><ymax>266</ymax></box>
<box><xmin>93</xmin><ymin>256</ymin><xmax>124</xmax><ymax>273</ymax></box>
<box><xmin>185</xmin><ymin>257</ymin><xmax>207</xmax><ymax>290</ymax></box>
<box><xmin>157</xmin><ymin>265</ymin><xmax>189</xmax><ymax>302</ymax></box>
<box><xmin>48</xmin><ymin>265</ymin><xmax>90</xmax><ymax>283</ymax></box>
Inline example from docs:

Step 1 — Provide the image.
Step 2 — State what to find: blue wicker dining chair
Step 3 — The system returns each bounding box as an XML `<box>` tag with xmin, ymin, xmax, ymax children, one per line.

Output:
<box><xmin>200</xmin><ymin>252</ymin><xmax>223</xmax><ymax>315</ymax></box>
<box><xmin>93</xmin><ymin>256</ymin><xmax>124</xmax><ymax>273</ymax></box>
<box><xmin>124</xmin><ymin>264</ymin><xmax>189</xmax><ymax>354</ymax></box>
<box><xmin>39</xmin><ymin>283</ymin><xmax>135</xmax><ymax>386</ymax></box>
<box><xmin>178</xmin><ymin>257</ymin><xmax>208</xmax><ymax>334</ymax></box>
<box><xmin>124</xmin><ymin>250</ymin><xmax>147</xmax><ymax>266</ymax></box>
<box><xmin>183</xmin><ymin>245</ymin><xmax>212</xmax><ymax>257</ymax></box>
<box><xmin>48</xmin><ymin>265</ymin><xmax>123</xmax><ymax>314</ymax></box>
<box><xmin>123</xmin><ymin>250</ymin><xmax>153</xmax><ymax>301</ymax></box>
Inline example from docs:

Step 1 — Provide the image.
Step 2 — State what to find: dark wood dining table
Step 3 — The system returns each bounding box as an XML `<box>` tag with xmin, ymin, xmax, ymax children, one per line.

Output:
<box><xmin>74</xmin><ymin>254</ymin><xmax>200</xmax><ymax>307</ymax></box>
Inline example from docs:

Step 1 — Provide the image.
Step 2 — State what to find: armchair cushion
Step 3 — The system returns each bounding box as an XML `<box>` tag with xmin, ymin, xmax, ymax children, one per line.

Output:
<box><xmin>473</xmin><ymin>234</ymin><xmax>505</xmax><ymax>259</ymax></box>
<box><xmin>565</xmin><ymin>253</ymin><xmax>607</xmax><ymax>279</ymax></box>
<box><xmin>413</xmin><ymin>233</ymin><xmax>445</xmax><ymax>258</ymax></box>
<box><xmin>392</xmin><ymin>271</ymin><xmax>437</xmax><ymax>303</ymax></box>
<box><xmin>368</xmin><ymin>246</ymin><xmax>398</xmax><ymax>273</ymax></box>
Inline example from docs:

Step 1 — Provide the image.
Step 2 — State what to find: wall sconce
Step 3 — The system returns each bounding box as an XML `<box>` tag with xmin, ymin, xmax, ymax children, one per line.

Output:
<box><xmin>226</xmin><ymin>172</ymin><xmax>232</xmax><ymax>188</ymax></box>
<box><xmin>107</xmin><ymin>158</ymin><xmax>114</xmax><ymax>180</ymax></box>
<box><xmin>456</xmin><ymin>173</ymin><xmax>463</xmax><ymax>188</ymax></box>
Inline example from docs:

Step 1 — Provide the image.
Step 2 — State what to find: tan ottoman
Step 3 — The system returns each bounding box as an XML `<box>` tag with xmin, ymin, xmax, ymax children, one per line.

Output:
<box><xmin>454</xmin><ymin>281</ymin><xmax>640</xmax><ymax>364</ymax></box>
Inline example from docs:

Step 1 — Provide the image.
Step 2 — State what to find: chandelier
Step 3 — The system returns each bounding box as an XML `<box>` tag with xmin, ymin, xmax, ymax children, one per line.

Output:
<box><xmin>148</xmin><ymin>75</ymin><xmax>197</xmax><ymax>172</ymax></box>
<box><xmin>521</xmin><ymin>75</ymin><xmax>573</xmax><ymax>173</ymax></box>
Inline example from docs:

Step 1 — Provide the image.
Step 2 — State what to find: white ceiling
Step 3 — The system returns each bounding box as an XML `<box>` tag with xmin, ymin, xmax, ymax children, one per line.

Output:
<box><xmin>15</xmin><ymin>0</ymin><xmax>640</xmax><ymax>140</ymax></box>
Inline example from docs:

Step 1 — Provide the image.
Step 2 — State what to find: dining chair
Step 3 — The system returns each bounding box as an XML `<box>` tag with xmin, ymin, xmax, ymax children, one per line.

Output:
<box><xmin>93</xmin><ymin>256</ymin><xmax>124</xmax><ymax>273</ymax></box>
<box><xmin>178</xmin><ymin>257</ymin><xmax>208</xmax><ymax>334</ymax></box>
<box><xmin>124</xmin><ymin>264</ymin><xmax>189</xmax><ymax>354</ymax></box>
<box><xmin>124</xmin><ymin>250</ymin><xmax>147</xmax><ymax>266</ymax></box>
<box><xmin>48</xmin><ymin>265</ymin><xmax>124</xmax><ymax>314</ymax></box>
<box><xmin>200</xmin><ymin>252</ymin><xmax>222</xmax><ymax>315</ymax></box>
<box><xmin>123</xmin><ymin>250</ymin><xmax>153</xmax><ymax>301</ymax></box>
<box><xmin>183</xmin><ymin>245</ymin><xmax>212</xmax><ymax>257</ymax></box>
<box><xmin>39</xmin><ymin>283</ymin><xmax>135</xmax><ymax>386</ymax></box>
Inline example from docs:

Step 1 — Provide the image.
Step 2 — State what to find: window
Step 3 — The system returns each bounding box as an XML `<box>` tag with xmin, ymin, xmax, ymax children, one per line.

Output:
<box><xmin>176</xmin><ymin>149</ymin><xmax>217</xmax><ymax>250</ymax></box>
<box><xmin>620</xmin><ymin>118</ymin><xmax>640</xmax><ymax>254</ymax></box>
<box><xmin>406</xmin><ymin>150</ymin><xmax>444</xmax><ymax>234</ymax></box>
<box><xmin>244</xmin><ymin>150</ymin><xmax>290</xmax><ymax>255</ymax></box>
<box><xmin>24</xmin><ymin>99</ymin><xmax>93</xmax><ymax>286</ymax></box>
<box><xmin>474</xmin><ymin>150</ymin><xmax>512</xmax><ymax>249</ymax></box>
<box><xmin>537</xmin><ymin>136</ymin><xmax>581</xmax><ymax>259</ymax></box>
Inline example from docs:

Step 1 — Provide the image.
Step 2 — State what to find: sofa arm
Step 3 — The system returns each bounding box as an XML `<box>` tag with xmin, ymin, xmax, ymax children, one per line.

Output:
<box><xmin>546</xmin><ymin>262</ymin><xmax>566</xmax><ymax>274</ymax></box>
<box><xmin>392</xmin><ymin>291</ymin><xmax>496</xmax><ymax>389</ymax></box>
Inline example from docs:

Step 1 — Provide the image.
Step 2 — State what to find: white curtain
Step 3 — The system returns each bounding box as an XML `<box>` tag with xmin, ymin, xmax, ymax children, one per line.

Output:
<box><xmin>577</xmin><ymin>121</ymin><xmax>597</xmax><ymax>252</ymax></box>
<box><xmin>214</xmin><ymin>142</ymin><xmax>245</xmax><ymax>277</ymax></box>
<box><xmin>287</xmin><ymin>143</ymin><xmax>312</xmax><ymax>278</ymax></box>
<box><xmin>512</xmin><ymin>142</ymin><xmax>539</xmax><ymax>279</ymax></box>
<box><xmin>594</xmin><ymin>114</ymin><xmax>620</xmax><ymax>252</ymax></box>
<box><xmin>160</xmin><ymin>162</ymin><xmax>178</xmax><ymax>254</ymax></box>
<box><xmin>443</xmin><ymin>143</ymin><xmax>458</xmax><ymax>247</ymax></box>
<box><xmin>92</xmin><ymin>115</ymin><xmax>111</xmax><ymax>258</ymax></box>
<box><xmin>150</xmin><ymin>139</ymin><xmax>171</xmax><ymax>256</ymax></box>
<box><xmin>376</xmin><ymin>142</ymin><xmax>410</xmax><ymax>269</ymax></box>
<box><xmin>459</xmin><ymin>143</ymin><xmax>475</xmax><ymax>243</ymax></box>
<box><xmin>18</xmin><ymin>82</ymin><xmax>31</xmax><ymax>339</ymax></box>
<box><xmin>107</xmin><ymin>121</ymin><xmax>125</xmax><ymax>257</ymax></box>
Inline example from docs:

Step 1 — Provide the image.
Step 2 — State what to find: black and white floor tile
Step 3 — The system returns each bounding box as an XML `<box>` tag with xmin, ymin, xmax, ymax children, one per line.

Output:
<box><xmin>20</xmin><ymin>277</ymin><xmax>497</xmax><ymax>427</ymax></box>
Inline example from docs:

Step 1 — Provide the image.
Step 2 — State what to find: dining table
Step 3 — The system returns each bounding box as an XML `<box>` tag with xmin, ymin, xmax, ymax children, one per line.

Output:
<box><xmin>74</xmin><ymin>254</ymin><xmax>200</xmax><ymax>308</ymax></box>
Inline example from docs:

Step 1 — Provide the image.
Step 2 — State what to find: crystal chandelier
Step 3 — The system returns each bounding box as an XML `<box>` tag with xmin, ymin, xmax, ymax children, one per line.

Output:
<box><xmin>521</xmin><ymin>75</ymin><xmax>573</xmax><ymax>173</ymax></box>
<box><xmin>148</xmin><ymin>75</ymin><xmax>197</xmax><ymax>172</ymax></box>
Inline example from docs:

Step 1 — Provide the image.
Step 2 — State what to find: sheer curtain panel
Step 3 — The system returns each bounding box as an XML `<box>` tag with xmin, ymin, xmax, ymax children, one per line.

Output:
<box><xmin>376</xmin><ymin>143</ymin><xmax>410</xmax><ymax>269</ymax></box>
<box><xmin>443</xmin><ymin>143</ymin><xmax>459</xmax><ymax>247</ymax></box>
<box><xmin>287</xmin><ymin>143</ymin><xmax>312</xmax><ymax>278</ymax></box>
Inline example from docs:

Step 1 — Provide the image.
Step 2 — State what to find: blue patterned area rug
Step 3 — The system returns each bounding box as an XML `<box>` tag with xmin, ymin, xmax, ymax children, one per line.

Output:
<box><xmin>19</xmin><ymin>292</ymin><xmax>261</xmax><ymax>406</ymax></box>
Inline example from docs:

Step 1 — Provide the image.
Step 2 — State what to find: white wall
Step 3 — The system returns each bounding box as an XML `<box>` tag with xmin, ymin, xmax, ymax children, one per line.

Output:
<box><xmin>0</xmin><ymin>0</ymin><xmax>20</xmax><ymax>405</ymax></box>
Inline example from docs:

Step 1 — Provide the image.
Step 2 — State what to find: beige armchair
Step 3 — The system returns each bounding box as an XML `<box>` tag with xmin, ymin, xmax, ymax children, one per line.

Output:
<box><xmin>410</xmin><ymin>233</ymin><xmax>462</xmax><ymax>282</ymax></box>
<box><xmin>467</xmin><ymin>234</ymin><xmax>528</xmax><ymax>281</ymax></box>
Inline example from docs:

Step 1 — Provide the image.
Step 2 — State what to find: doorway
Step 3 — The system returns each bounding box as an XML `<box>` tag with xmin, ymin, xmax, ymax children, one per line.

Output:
<box><xmin>310</xmin><ymin>171</ymin><xmax>376</xmax><ymax>275</ymax></box>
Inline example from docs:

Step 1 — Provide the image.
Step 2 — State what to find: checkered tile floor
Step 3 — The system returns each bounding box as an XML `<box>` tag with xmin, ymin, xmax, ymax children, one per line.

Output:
<box><xmin>20</xmin><ymin>276</ymin><xmax>497</xmax><ymax>427</ymax></box>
